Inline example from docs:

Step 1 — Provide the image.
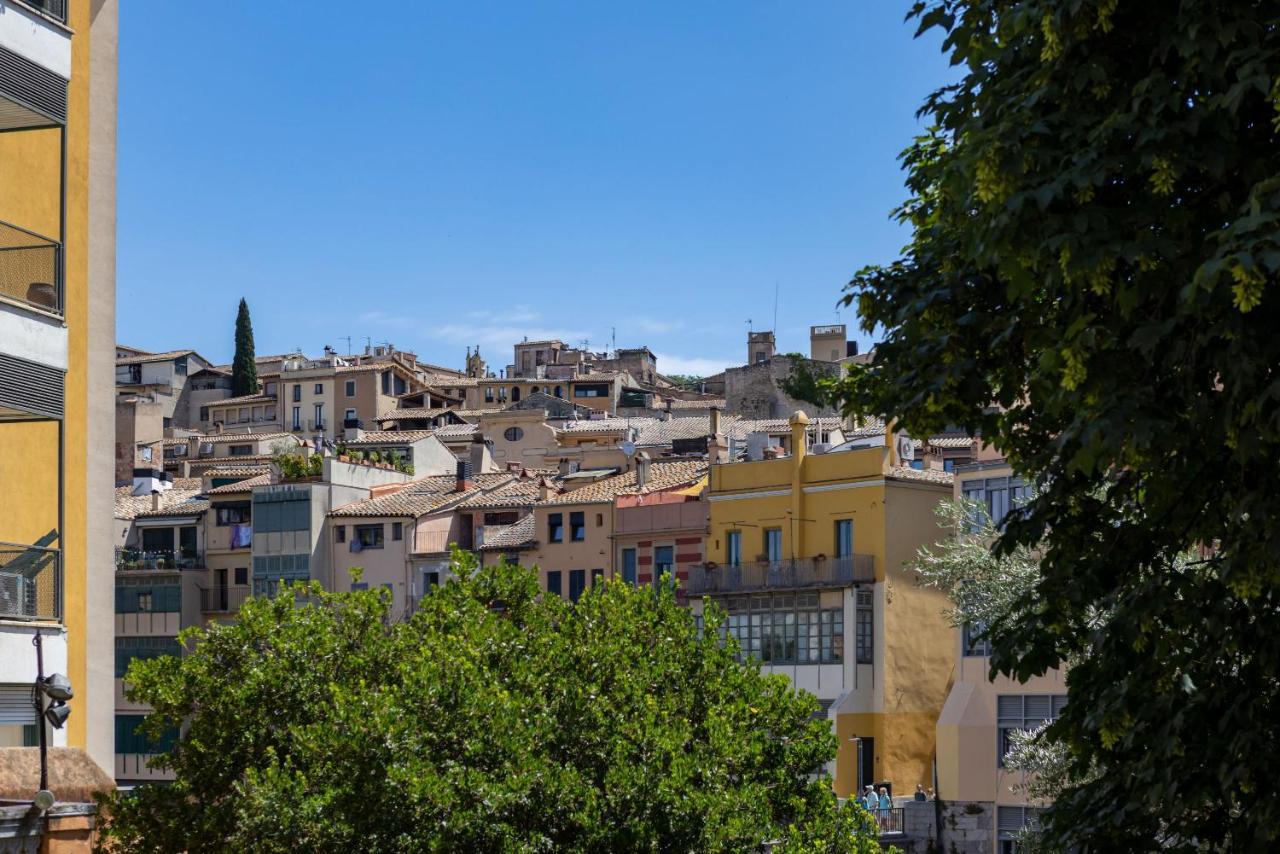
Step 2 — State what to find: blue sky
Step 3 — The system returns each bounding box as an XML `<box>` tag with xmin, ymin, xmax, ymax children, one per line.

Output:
<box><xmin>117</xmin><ymin>2</ymin><xmax>951</xmax><ymax>376</ymax></box>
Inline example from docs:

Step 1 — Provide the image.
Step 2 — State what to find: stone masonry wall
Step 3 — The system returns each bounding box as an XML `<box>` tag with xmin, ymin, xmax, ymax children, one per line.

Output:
<box><xmin>938</xmin><ymin>800</ymin><xmax>995</xmax><ymax>854</ymax></box>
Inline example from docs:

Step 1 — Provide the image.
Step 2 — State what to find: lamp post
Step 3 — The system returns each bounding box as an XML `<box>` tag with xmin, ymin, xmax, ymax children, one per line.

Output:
<box><xmin>31</xmin><ymin>631</ymin><xmax>73</xmax><ymax>809</ymax></box>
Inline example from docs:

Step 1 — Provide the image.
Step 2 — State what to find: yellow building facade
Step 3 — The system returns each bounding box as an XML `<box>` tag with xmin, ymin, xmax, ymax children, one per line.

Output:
<box><xmin>0</xmin><ymin>0</ymin><xmax>117</xmax><ymax>774</ymax></box>
<box><xmin>691</xmin><ymin>412</ymin><xmax>954</xmax><ymax>797</ymax></box>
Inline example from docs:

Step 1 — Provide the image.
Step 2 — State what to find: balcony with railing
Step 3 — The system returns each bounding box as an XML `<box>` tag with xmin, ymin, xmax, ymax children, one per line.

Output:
<box><xmin>0</xmin><ymin>541</ymin><xmax>60</xmax><ymax>621</ymax></box>
<box><xmin>0</xmin><ymin>220</ymin><xmax>61</xmax><ymax>316</ymax></box>
<box><xmin>115</xmin><ymin>548</ymin><xmax>203</xmax><ymax>571</ymax></box>
<box><xmin>198</xmin><ymin>584</ymin><xmax>251</xmax><ymax>614</ymax></box>
<box><xmin>685</xmin><ymin>555</ymin><xmax>874</xmax><ymax>596</ymax></box>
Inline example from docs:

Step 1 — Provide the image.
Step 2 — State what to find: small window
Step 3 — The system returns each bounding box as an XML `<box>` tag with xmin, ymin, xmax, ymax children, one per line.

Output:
<box><xmin>314</xmin><ymin>383</ymin><xmax>323</xmax><ymax>395</ymax></box>
<box><xmin>570</xmin><ymin>511</ymin><xmax>585</xmax><ymax>541</ymax></box>
<box><xmin>654</xmin><ymin>546</ymin><xmax>674</xmax><ymax>587</ymax></box>
<box><xmin>485</xmin><ymin>388</ymin><xmax>494</xmax><ymax>403</ymax></box>
<box><xmin>292</xmin><ymin>406</ymin><xmax>301</xmax><ymax>430</ymax></box>
<box><xmin>265</xmin><ymin>381</ymin><xmax>277</xmax><ymax>395</ymax></box>
<box><xmin>546</xmin><ymin>570</ymin><xmax>562</xmax><ymax>596</ymax></box>
<box><xmin>234</xmin><ymin>567</ymin><xmax>248</xmax><ymax>585</ymax></box>
<box><xmin>355</xmin><ymin>525</ymin><xmax>384</xmax><ymax>549</ymax></box>
<box><xmin>199</xmin><ymin>406</ymin><xmax>210</xmax><ymax>422</ymax></box>
<box><xmin>590</xmin><ymin>568</ymin><xmax>604</xmax><ymax>587</ymax></box>
<box><xmin>835</xmin><ymin>519</ymin><xmax>853</xmax><ymax>558</ymax></box>
<box><xmin>228</xmin><ymin>444</ymin><xmax>253</xmax><ymax>456</ymax></box>
<box><xmin>174</xmin><ymin>356</ymin><xmax>188</xmax><ymax>375</ymax></box>
<box><xmin>293</xmin><ymin>385</ymin><xmax>302</xmax><ymax>402</ymax></box>
<box><xmin>548</xmin><ymin>513</ymin><xmax>563</xmax><ymax>543</ymax></box>
<box><xmin>335</xmin><ymin>525</ymin><xmax>346</xmax><ymax>543</ymax></box>
<box><xmin>136</xmin><ymin>591</ymin><xmax>153</xmax><ymax>612</ymax></box>
<box><xmin>345</xmin><ymin>409</ymin><xmax>357</xmax><ymax>421</ymax></box>
<box><xmin>595</xmin><ymin>513</ymin><xmax>603</xmax><ymax>527</ymax></box>
<box><xmin>856</xmin><ymin>588</ymin><xmax>873</xmax><ymax>664</ymax></box>
<box><xmin>764</xmin><ymin>528</ymin><xmax>782</xmax><ymax>563</ymax></box>
<box><xmin>726</xmin><ymin>531</ymin><xmax>741</xmax><ymax>567</ymax></box>
<box><xmin>215</xmin><ymin>503</ymin><xmax>251</xmax><ymax>526</ymax></box>
<box><xmin>621</xmin><ymin>548</ymin><xmax>637</xmax><ymax>584</ymax></box>
<box><xmin>392</xmin><ymin>522</ymin><xmax>403</xmax><ymax>541</ymax></box>
<box><xmin>569</xmin><ymin>569</ymin><xmax>586</xmax><ymax>603</ymax></box>
<box><xmin>504</xmin><ymin>426</ymin><xmax>524</xmax><ymax>442</ymax></box>
<box><xmin>511</xmin><ymin>387</ymin><xmax>521</xmax><ymax>402</ymax></box>
<box><xmin>345</xmin><ymin>380</ymin><xmax>356</xmax><ymax>396</ymax></box>
<box><xmin>554</xmin><ymin>386</ymin><xmax>563</xmax><ymax>398</ymax></box>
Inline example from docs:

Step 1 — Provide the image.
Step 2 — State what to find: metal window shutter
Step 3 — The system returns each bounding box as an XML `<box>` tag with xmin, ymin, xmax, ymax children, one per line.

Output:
<box><xmin>0</xmin><ymin>685</ymin><xmax>35</xmax><ymax>724</ymax></box>
<box><xmin>0</xmin><ymin>352</ymin><xmax>64</xmax><ymax>419</ymax></box>
<box><xmin>0</xmin><ymin>42</ymin><xmax>68</xmax><ymax>125</ymax></box>
<box><xmin>1052</xmin><ymin>694</ymin><xmax>1068</xmax><ymax>717</ymax></box>
<box><xmin>996</xmin><ymin>695</ymin><xmax>1024</xmax><ymax>722</ymax></box>
<box><xmin>997</xmin><ymin>806</ymin><xmax>1026</xmax><ymax>832</ymax></box>
<box><xmin>1024</xmin><ymin>695</ymin><xmax>1052</xmax><ymax>721</ymax></box>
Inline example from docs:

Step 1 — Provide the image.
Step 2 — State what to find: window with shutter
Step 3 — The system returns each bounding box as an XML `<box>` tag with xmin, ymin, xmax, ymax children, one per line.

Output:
<box><xmin>0</xmin><ymin>685</ymin><xmax>40</xmax><ymax>747</ymax></box>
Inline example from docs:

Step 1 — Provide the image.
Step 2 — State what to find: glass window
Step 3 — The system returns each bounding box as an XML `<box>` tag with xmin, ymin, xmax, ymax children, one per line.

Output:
<box><xmin>726</xmin><ymin>531</ymin><xmax>741</xmax><ymax>567</ymax></box>
<box><xmin>215</xmin><ymin>503</ymin><xmax>251</xmax><ymax>526</ymax></box>
<box><xmin>335</xmin><ymin>525</ymin><xmax>346</xmax><ymax>543</ymax></box>
<box><xmin>234</xmin><ymin>567</ymin><xmax>248</xmax><ymax>585</ymax></box>
<box><xmin>621</xmin><ymin>548</ymin><xmax>637</xmax><ymax>584</ymax></box>
<box><xmin>856</xmin><ymin>589</ymin><xmax>873</xmax><ymax>664</ymax></box>
<box><xmin>569</xmin><ymin>569</ymin><xmax>586</xmax><ymax>602</ymax></box>
<box><xmin>570</xmin><ymin>512</ymin><xmax>585</xmax><ymax>541</ymax></box>
<box><xmin>764</xmin><ymin>528</ymin><xmax>782</xmax><ymax>563</ymax></box>
<box><xmin>292</xmin><ymin>406</ymin><xmax>301</xmax><ymax>430</ymax></box>
<box><xmin>654</xmin><ymin>546</ymin><xmax>674</xmax><ymax>587</ymax></box>
<box><xmin>717</xmin><ymin>594</ymin><xmax>842</xmax><ymax>665</ymax></box>
<box><xmin>963</xmin><ymin>620</ymin><xmax>992</xmax><ymax>656</ymax></box>
<box><xmin>548</xmin><ymin>513</ymin><xmax>563</xmax><ymax>543</ymax></box>
<box><xmin>485</xmin><ymin>388</ymin><xmax>494</xmax><ymax>402</ymax></box>
<box><xmin>345</xmin><ymin>380</ymin><xmax>356</xmax><ymax>396</ymax></box>
<box><xmin>355</xmin><ymin>524</ymin><xmax>384</xmax><ymax>549</ymax></box>
<box><xmin>314</xmin><ymin>403</ymin><xmax>324</xmax><ymax>427</ymax></box>
<box><xmin>314</xmin><ymin>383</ymin><xmax>323</xmax><ymax>395</ymax></box>
<box><xmin>293</xmin><ymin>385</ymin><xmax>302</xmax><ymax>403</ymax></box>
<box><xmin>997</xmin><ymin>695</ymin><xmax>1066</xmax><ymax>766</ymax></box>
<box><xmin>591</xmin><ymin>568</ymin><xmax>604</xmax><ymax>587</ymax></box>
<box><xmin>228</xmin><ymin>444</ymin><xmax>253</xmax><ymax>456</ymax></box>
<box><xmin>392</xmin><ymin>522</ymin><xmax>403</xmax><ymax>541</ymax></box>
<box><xmin>546</xmin><ymin>570</ymin><xmax>562</xmax><ymax>596</ymax></box>
<box><xmin>115</xmin><ymin>636</ymin><xmax>182</xmax><ymax>678</ymax></box>
<box><xmin>835</xmin><ymin>520</ymin><xmax>852</xmax><ymax>558</ymax></box>
<box><xmin>504</xmin><ymin>426</ymin><xmax>524</xmax><ymax>442</ymax></box>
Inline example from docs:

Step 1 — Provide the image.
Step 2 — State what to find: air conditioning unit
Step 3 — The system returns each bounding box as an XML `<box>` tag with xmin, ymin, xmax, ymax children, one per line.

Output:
<box><xmin>895</xmin><ymin>433</ymin><xmax>915</xmax><ymax>462</ymax></box>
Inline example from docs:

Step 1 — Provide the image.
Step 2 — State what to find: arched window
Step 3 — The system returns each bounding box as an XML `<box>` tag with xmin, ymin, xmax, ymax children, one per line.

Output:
<box><xmin>554</xmin><ymin>386</ymin><xmax>563</xmax><ymax>398</ymax></box>
<box><xmin>511</xmin><ymin>387</ymin><xmax>521</xmax><ymax>402</ymax></box>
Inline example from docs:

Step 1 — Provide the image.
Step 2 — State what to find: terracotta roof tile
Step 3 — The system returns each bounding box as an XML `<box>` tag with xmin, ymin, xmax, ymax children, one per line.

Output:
<box><xmin>928</xmin><ymin>435</ymin><xmax>975</xmax><ymax>449</ymax></box>
<box><xmin>204</xmin><ymin>431</ymin><xmax>298</xmax><ymax>445</ymax></box>
<box><xmin>555</xmin><ymin>418</ymin><xmax>656</xmax><ymax>436</ymax></box>
<box><xmin>667</xmin><ymin>398</ymin><xmax>726</xmax><ymax>410</ymax></box>
<box><xmin>542</xmin><ymin>460</ymin><xmax>707</xmax><ymax>505</ymax></box>
<box><xmin>115</xmin><ymin>349</ymin><xmax>198</xmax><ymax>366</ymax></box>
<box><xmin>187</xmin><ymin>454</ymin><xmax>278</xmax><ymax>467</ymax></box>
<box><xmin>376</xmin><ymin>407</ymin><xmax>457</xmax><ymax>422</ymax></box>
<box><xmin>456</xmin><ymin>477</ymin><xmax>543</xmax><ymax>509</ymax></box>
<box><xmin>201</xmin><ymin>466</ymin><xmax>270</xmax><ymax>479</ymax></box>
<box><xmin>886</xmin><ymin>465</ymin><xmax>954</xmax><ymax>485</ymax></box>
<box><xmin>115</xmin><ymin>478</ymin><xmax>207</xmax><ymax>520</ymax></box>
<box><xmin>209</xmin><ymin>393</ymin><xmax>276</xmax><ymax>407</ymax></box>
<box><xmin>328</xmin><ymin>473</ymin><xmax>515</xmax><ymax>518</ymax></box>
<box><xmin>205</xmin><ymin>473</ymin><xmax>271</xmax><ymax>494</ymax></box>
<box><xmin>345</xmin><ymin>431</ymin><xmax>435</xmax><ymax>445</ymax></box>
<box><xmin>478</xmin><ymin>515</ymin><xmax>537</xmax><ymax>550</ymax></box>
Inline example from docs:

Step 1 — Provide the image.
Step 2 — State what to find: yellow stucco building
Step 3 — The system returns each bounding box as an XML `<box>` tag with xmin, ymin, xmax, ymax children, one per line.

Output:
<box><xmin>0</xmin><ymin>0</ymin><xmax>117</xmax><ymax>774</ymax></box>
<box><xmin>689</xmin><ymin>412</ymin><xmax>955</xmax><ymax>798</ymax></box>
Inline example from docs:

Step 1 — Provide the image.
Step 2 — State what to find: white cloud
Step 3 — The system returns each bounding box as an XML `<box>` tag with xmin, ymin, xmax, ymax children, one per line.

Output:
<box><xmin>433</xmin><ymin>324</ymin><xmax>598</xmax><ymax>353</ymax></box>
<box><xmin>632</xmin><ymin>317</ymin><xmax>684</xmax><ymax>335</ymax></box>
<box><xmin>463</xmin><ymin>305</ymin><xmax>541</xmax><ymax>325</ymax></box>
<box><xmin>654</xmin><ymin>353</ymin><xmax>734</xmax><ymax>378</ymax></box>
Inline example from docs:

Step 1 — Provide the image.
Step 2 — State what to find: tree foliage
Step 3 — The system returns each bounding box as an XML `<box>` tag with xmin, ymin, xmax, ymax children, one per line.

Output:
<box><xmin>231</xmin><ymin>297</ymin><xmax>258</xmax><ymax>397</ymax></box>
<box><xmin>797</xmin><ymin>1</ymin><xmax>1280</xmax><ymax>848</ymax></box>
<box><xmin>99</xmin><ymin>553</ymin><xmax>887</xmax><ymax>853</ymax></box>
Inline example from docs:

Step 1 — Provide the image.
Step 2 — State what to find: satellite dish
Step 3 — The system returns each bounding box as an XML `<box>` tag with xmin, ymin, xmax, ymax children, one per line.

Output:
<box><xmin>896</xmin><ymin>433</ymin><xmax>915</xmax><ymax>462</ymax></box>
<box><xmin>621</xmin><ymin>441</ymin><xmax>636</xmax><ymax>457</ymax></box>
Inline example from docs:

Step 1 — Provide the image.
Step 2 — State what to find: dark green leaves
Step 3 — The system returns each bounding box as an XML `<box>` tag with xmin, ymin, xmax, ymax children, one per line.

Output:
<box><xmin>817</xmin><ymin>1</ymin><xmax>1280</xmax><ymax>849</ymax></box>
<box><xmin>98</xmin><ymin>554</ymin><xmax>885</xmax><ymax>853</ymax></box>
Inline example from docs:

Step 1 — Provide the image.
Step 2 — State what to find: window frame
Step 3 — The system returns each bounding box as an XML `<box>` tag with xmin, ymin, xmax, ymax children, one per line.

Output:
<box><xmin>355</xmin><ymin>524</ymin><xmax>385</xmax><ymax>550</ymax></box>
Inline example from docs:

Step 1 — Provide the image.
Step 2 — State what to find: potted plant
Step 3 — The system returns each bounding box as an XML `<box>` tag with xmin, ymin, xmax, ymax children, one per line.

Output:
<box><xmin>368</xmin><ymin>450</ymin><xmax>382</xmax><ymax>465</ymax></box>
<box><xmin>336</xmin><ymin>443</ymin><xmax>350</xmax><ymax>462</ymax></box>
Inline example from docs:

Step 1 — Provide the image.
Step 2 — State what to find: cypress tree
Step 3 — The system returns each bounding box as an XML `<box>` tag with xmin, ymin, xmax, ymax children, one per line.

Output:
<box><xmin>231</xmin><ymin>298</ymin><xmax>258</xmax><ymax>397</ymax></box>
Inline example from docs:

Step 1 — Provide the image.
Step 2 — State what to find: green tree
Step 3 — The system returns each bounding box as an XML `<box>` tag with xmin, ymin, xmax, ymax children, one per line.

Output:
<box><xmin>99</xmin><ymin>553</ymin><xmax>888</xmax><ymax>853</ymax></box>
<box><xmin>231</xmin><ymin>297</ymin><xmax>258</xmax><ymax>397</ymax></box>
<box><xmin>791</xmin><ymin>2</ymin><xmax>1280</xmax><ymax>848</ymax></box>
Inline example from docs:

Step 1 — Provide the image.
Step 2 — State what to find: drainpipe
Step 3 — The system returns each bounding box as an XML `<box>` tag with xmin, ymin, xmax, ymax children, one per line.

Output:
<box><xmin>789</xmin><ymin>411</ymin><xmax>809</xmax><ymax>561</ymax></box>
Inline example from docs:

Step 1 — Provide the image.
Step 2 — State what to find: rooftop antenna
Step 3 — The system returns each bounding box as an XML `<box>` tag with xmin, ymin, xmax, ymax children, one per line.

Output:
<box><xmin>746</xmin><ymin>318</ymin><xmax>753</xmax><ymax>333</ymax></box>
<box><xmin>341</xmin><ymin>336</ymin><xmax>352</xmax><ymax>357</ymax></box>
<box><xmin>364</xmin><ymin>336</ymin><xmax>372</xmax><ymax>353</ymax></box>
<box><xmin>611</xmin><ymin>327</ymin><xmax>616</xmax><ymax>357</ymax></box>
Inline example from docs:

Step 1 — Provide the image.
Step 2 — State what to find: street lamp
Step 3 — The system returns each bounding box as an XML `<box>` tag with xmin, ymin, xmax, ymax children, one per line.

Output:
<box><xmin>32</xmin><ymin>631</ymin><xmax>73</xmax><ymax>807</ymax></box>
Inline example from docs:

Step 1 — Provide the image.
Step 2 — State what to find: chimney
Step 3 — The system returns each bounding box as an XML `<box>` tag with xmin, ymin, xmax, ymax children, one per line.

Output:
<box><xmin>151</xmin><ymin>492</ymin><xmax>161</xmax><ymax>511</ymax></box>
<box><xmin>558</xmin><ymin>458</ymin><xmax>574</xmax><ymax>476</ymax></box>
<box><xmin>455</xmin><ymin>459</ymin><xmax>474</xmax><ymax>492</ymax></box>
<box><xmin>538</xmin><ymin>477</ymin><xmax>554</xmax><ymax>501</ymax></box>
<box><xmin>635</xmin><ymin>451</ymin><xmax>651</xmax><ymax>490</ymax></box>
<box><xmin>470</xmin><ymin>433</ymin><xmax>492</xmax><ymax>475</ymax></box>
<box><xmin>789</xmin><ymin>410</ymin><xmax>810</xmax><ymax>464</ymax></box>
<box><xmin>709</xmin><ymin>406</ymin><xmax>721</xmax><ymax>436</ymax></box>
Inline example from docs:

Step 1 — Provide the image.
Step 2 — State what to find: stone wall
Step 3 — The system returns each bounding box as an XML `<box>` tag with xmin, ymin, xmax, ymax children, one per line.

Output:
<box><xmin>937</xmin><ymin>800</ymin><xmax>995</xmax><ymax>854</ymax></box>
<box><xmin>723</xmin><ymin>355</ymin><xmax>842</xmax><ymax>418</ymax></box>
